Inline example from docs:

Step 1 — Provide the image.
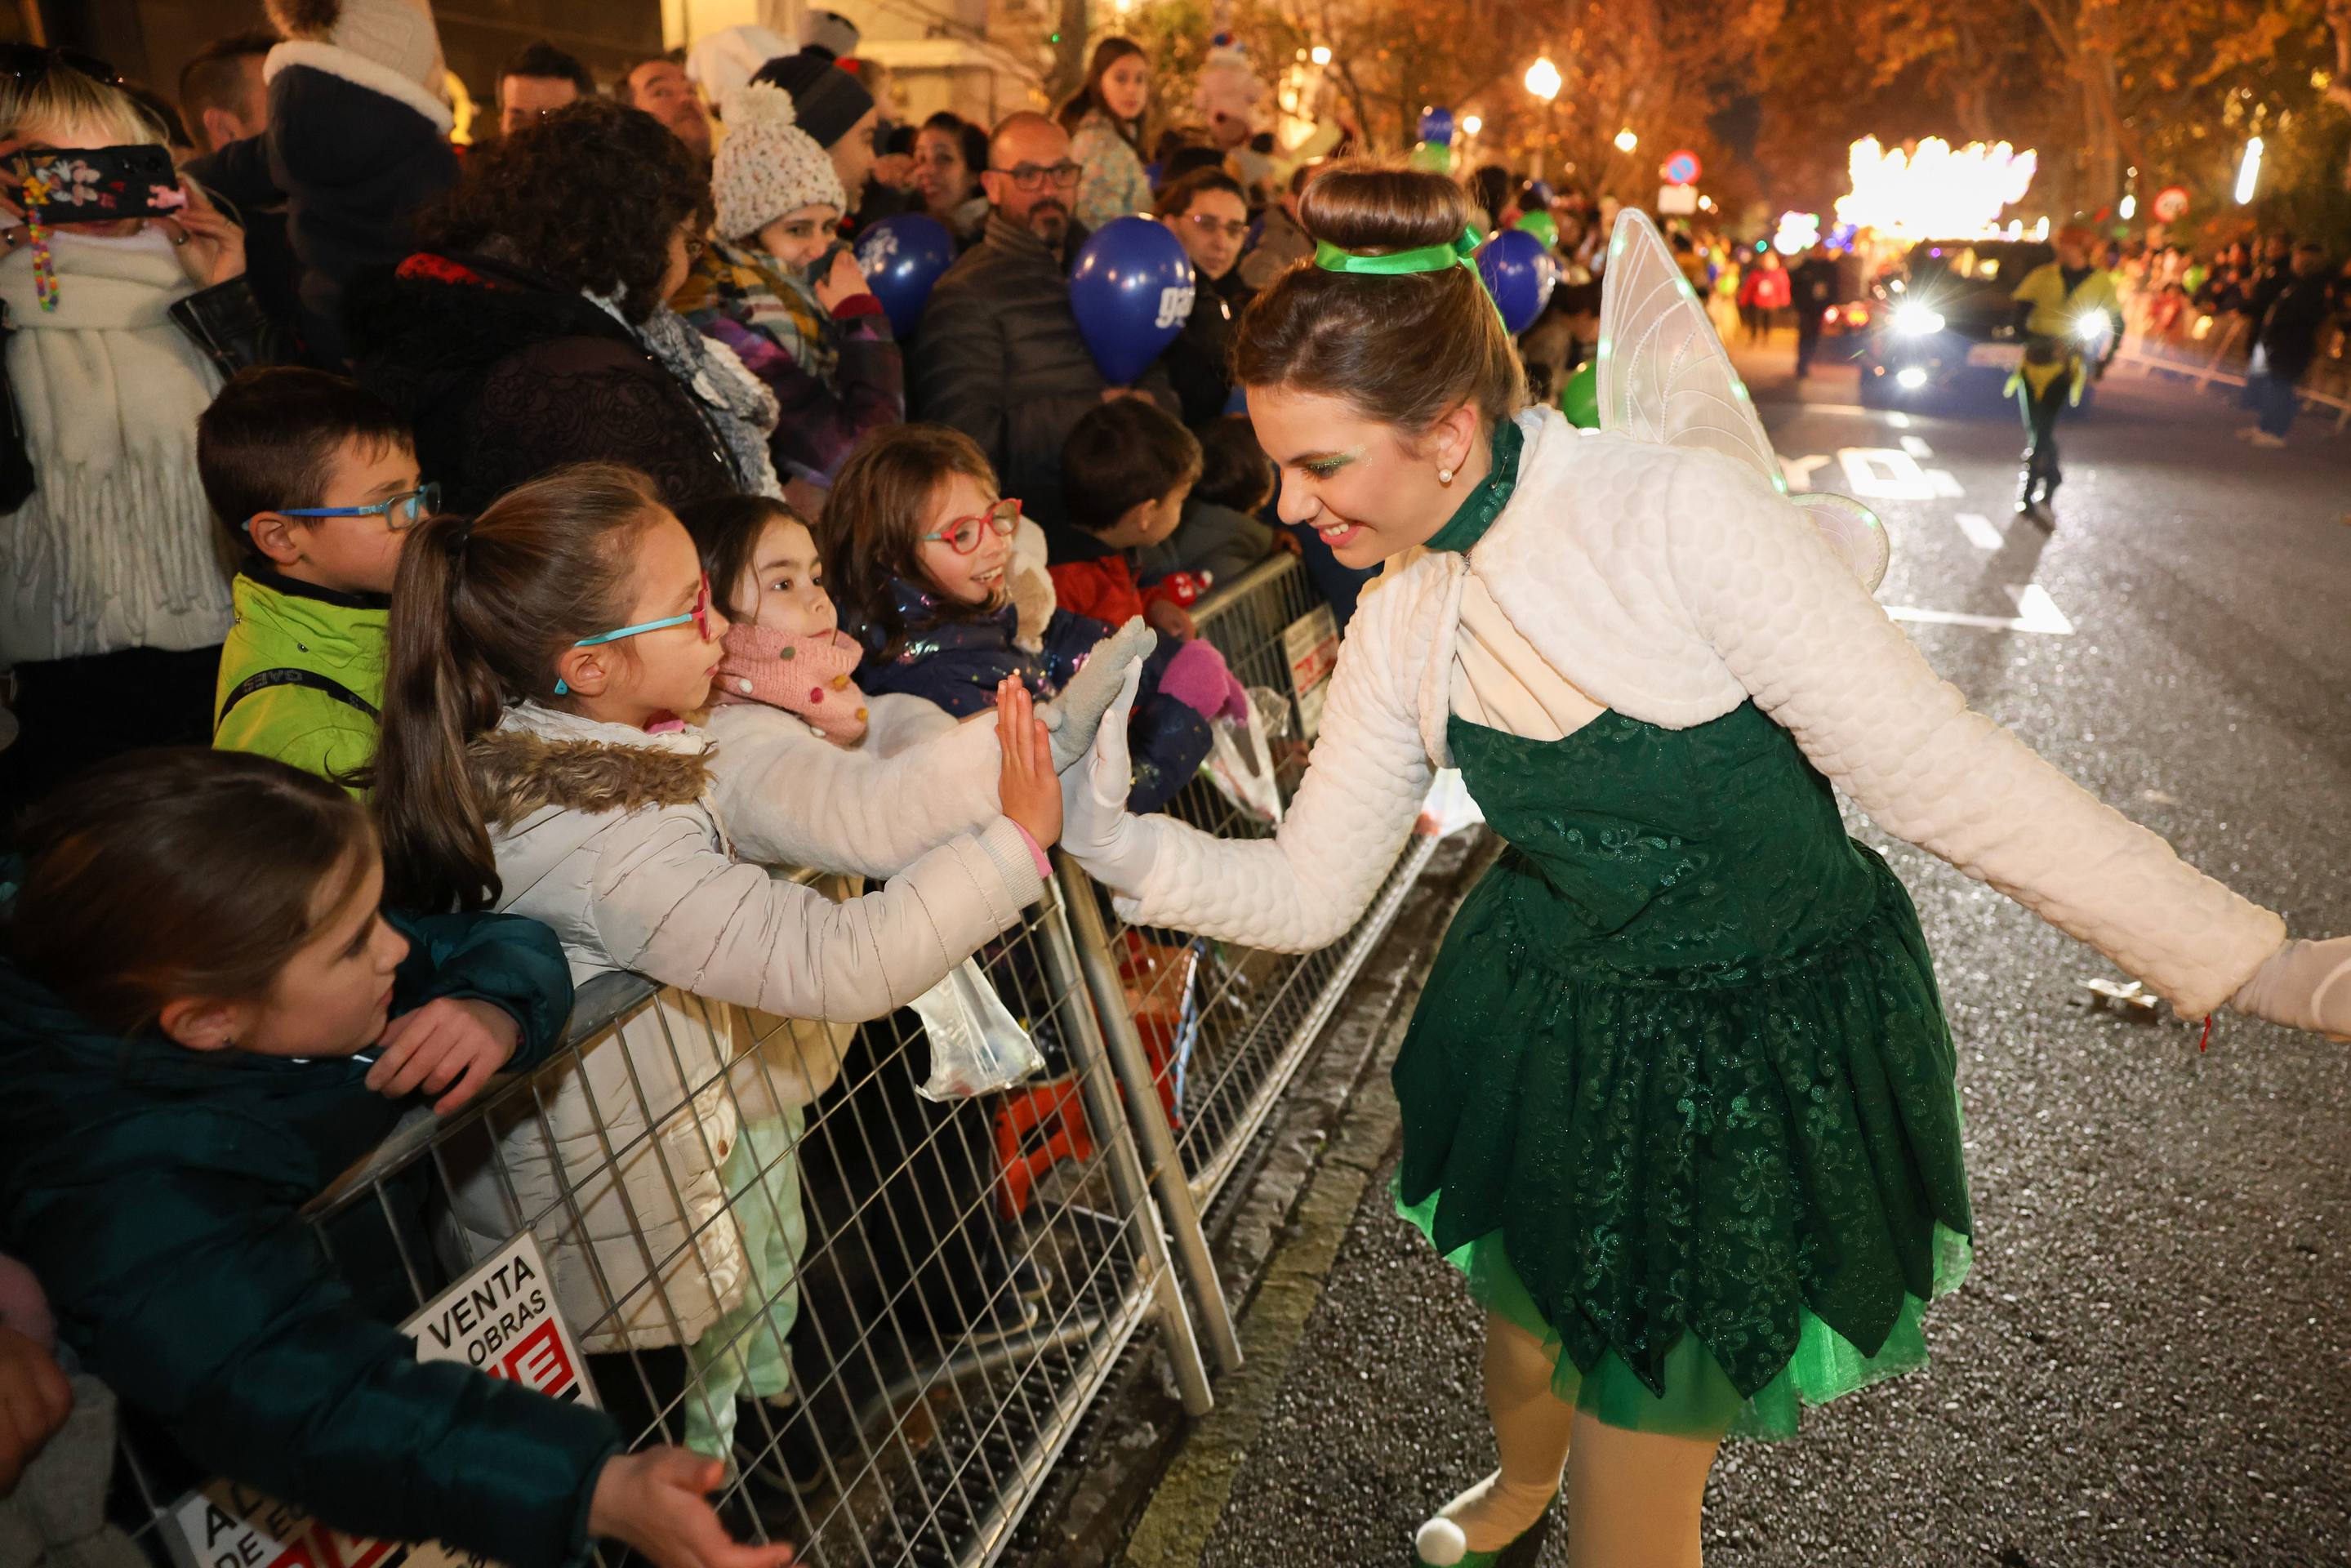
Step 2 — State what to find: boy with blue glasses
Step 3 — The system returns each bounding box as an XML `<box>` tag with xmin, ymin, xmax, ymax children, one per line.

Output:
<box><xmin>198</xmin><ymin>368</ymin><xmax>432</xmax><ymax>790</ymax></box>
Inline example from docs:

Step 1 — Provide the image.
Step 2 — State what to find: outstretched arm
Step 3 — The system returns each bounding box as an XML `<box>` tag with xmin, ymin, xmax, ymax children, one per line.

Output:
<box><xmin>1662</xmin><ymin>451</ymin><xmax>2304</xmax><ymax>1022</ymax></box>
<box><xmin>1058</xmin><ymin>568</ymin><xmax>1438</xmax><ymax>953</ymax></box>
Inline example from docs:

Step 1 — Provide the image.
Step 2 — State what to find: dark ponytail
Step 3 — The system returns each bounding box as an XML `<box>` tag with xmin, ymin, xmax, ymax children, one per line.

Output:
<box><xmin>1235</xmin><ymin>161</ymin><xmax>1525</xmax><ymax>434</ymax></box>
<box><xmin>372</xmin><ymin>464</ymin><xmax>668</xmax><ymax>911</ymax></box>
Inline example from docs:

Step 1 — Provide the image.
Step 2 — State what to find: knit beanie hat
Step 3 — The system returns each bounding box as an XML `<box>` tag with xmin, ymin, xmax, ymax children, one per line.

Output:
<box><xmin>713</xmin><ymin>82</ymin><xmax>848</xmax><ymax>241</ymax></box>
<box><xmin>802</xmin><ymin>11</ymin><xmax>863</xmax><ymax>63</ymax></box>
<box><xmin>751</xmin><ymin>49</ymin><xmax>875</xmax><ymax>150</ymax></box>
<box><xmin>266</xmin><ymin>0</ymin><xmax>445</xmax><ymax>102</ymax></box>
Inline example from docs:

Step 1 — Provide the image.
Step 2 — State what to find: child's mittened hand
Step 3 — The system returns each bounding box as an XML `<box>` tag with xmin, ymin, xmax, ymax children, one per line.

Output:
<box><xmin>589</xmin><ymin>1448</ymin><xmax>796</xmax><ymax>1568</ymax></box>
<box><xmin>367</xmin><ymin>998</ymin><xmax>523</xmax><ymax>1116</ymax></box>
<box><xmin>1044</xmin><ymin>618</ymin><xmax>1157</xmax><ymax>772</ymax></box>
<box><xmin>1158</xmin><ymin>638</ymin><xmax>1249</xmax><ymax>724</ymax></box>
<box><xmin>995</xmin><ymin>678</ymin><xmax>1062</xmax><ymax>851</ymax></box>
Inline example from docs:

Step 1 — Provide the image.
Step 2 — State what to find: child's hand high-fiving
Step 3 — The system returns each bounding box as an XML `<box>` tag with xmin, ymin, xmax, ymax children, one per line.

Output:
<box><xmin>366</xmin><ymin>998</ymin><xmax>523</xmax><ymax>1116</ymax></box>
<box><xmin>995</xmin><ymin>677</ymin><xmax>1062</xmax><ymax>853</ymax></box>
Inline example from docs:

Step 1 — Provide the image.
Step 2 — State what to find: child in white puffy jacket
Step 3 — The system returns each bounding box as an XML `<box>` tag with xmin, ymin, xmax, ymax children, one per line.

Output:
<box><xmin>370</xmin><ymin>464</ymin><xmax>1138</xmax><ymax>1458</ymax></box>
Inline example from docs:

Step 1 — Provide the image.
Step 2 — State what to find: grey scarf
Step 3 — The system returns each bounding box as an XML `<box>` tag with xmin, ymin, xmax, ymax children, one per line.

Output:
<box><xmin>590</xmin><ymin>293</ymin><xmax>783</xmax><ymax>499</ymax></box>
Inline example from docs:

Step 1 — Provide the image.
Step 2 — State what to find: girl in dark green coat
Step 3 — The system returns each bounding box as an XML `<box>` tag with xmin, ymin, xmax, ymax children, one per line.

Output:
<box><xmin>0</xmin><ymin>749</ymin><xmax>795</xmax><ymax>1568</ymax></box>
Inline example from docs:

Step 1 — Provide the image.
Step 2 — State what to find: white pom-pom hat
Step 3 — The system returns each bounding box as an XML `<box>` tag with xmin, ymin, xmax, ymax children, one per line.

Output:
<box><xmin>712</xmin><ymin>81</ymin><xmax>848</xmax><ymax>243</ymax></box>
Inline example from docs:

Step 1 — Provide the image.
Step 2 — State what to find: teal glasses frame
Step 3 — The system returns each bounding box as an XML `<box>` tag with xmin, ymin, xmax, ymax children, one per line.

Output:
<box><xmin>553</xmin><ymin>573</ymin><xmax>713</xmax><ymax>697</ymax></box>
<box><xmin>248</xmin><ymin>483</ymin><xmax>442</xmax><ymax>532</ymax></box>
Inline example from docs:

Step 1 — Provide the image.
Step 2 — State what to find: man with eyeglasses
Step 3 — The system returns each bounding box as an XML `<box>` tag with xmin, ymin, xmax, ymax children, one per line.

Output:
<box><xmin>911</xmin><ymin>111</ymin><xmax>1178</xmax><ymax>529</ymax></box>
<box><xmin>1153</xmin><ymin>167</ymin><xmax>1257</xmax><ymax>427</ymax></box>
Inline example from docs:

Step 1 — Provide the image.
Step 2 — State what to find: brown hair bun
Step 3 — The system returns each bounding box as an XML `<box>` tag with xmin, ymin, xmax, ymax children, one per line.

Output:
<box><xmin>1295</xmin><ymin>163</ymin><xmax>1473</xmax><ymax>255</ymax></box>
<box><xmin>1236</xmin><ymin>161</ymin><xmax>1524</xmax><ymax>434</ymax></box>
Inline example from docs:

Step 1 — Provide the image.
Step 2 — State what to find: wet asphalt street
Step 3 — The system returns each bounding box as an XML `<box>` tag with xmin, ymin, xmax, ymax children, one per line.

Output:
<box><xmin>1115</xmin><ymin>351</ymin><xmax>2351</xmax><ymax>1568</ymax></box>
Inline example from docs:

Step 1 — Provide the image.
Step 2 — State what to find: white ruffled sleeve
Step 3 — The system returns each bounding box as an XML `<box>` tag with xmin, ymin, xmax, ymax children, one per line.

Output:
<box><xmin>1659</xmin><ymin>450</ymin><xmax>2285</xmax><ymax>1016</ymax></box>
<box><xmin>1083</xmin><ymin>561</ymin><xmax>1441</xmax><ymax>953</ymax></box>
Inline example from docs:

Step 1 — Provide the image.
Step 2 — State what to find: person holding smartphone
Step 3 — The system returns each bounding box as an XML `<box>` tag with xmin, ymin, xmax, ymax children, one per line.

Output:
<box><xmin>674</xmin><ymin>77</ymin><xmax>903</xmax><ymax>501</ymax></box>
<box><xmin>0</xmin><ymin>45</ymin><xmax>253</xmax><ymax>827</ymax></box>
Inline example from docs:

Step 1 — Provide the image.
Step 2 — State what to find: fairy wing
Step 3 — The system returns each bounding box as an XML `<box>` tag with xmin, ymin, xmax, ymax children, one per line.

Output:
<box><xmin>1593</xmin><ymin>210</ymin><xmax>1890</xmax><ymax>594</ymax></box>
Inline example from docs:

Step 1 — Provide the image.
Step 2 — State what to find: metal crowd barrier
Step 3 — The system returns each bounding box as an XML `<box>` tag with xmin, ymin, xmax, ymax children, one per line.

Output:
<box><xmin>2112</xmin><ymin>300</ymin><xmax>2351</xmax><ymax>430</ymax></box>
<box><xmin>103</xmin><ymin>553</ymin><xmax>1458</xmax><ymax>1568</ymax></box>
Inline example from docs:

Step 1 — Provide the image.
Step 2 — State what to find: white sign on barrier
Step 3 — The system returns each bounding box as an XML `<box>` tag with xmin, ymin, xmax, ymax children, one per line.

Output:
<box><xmin>169</xmin><ymin>1235</ymin><xmax>594</xmax><ymax>1568</ymax></box>
<box><xmin>1280</xmin><ymin>604</ymin><xmax>1340</xmax><ymax>743</ymax></box>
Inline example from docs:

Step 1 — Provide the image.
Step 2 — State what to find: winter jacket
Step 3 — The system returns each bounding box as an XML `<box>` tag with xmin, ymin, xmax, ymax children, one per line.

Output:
<box><xmin>1042</xmin><ymin>526</ymin><xmax>1178</xmax><ymax>626</ymax></box>
<box><xmin>1133</xmin><ymin>497</ymin><xmax>1276</xmax><ymax>588</ymax></box>
<box><xmin>1237</xmin><ymin>202</ymin><xmax>1312</xmax><ymax>292</ymax></box>
<box><xmin>1069</xmin><ymin>114</ymin><xmax>1152</xmax><ymax>234</ymax></box>
<box><xmin>212</xmin><ymin>568</ymin><xmax>387</xmax><ymax>789</ymax></box>
<box><xmin>0</xmin><ymin>892</ymin><xmax>614</xmax><ymax>1568</ymax></box>
<box><xmin>1738</xmin><ymin>264</ymin><xmax>1791</xmax><ymax>310</ymax></box>
<box><xmin>346</xmin><ymin>252</ymin><xmax>737</xmax><ymax>517</ymax></box>
<box><xmin>1163</xmin><ymin>270</ymin><xmax>1254</xmax><ymax>429</ymax></box>
<box><xmin>444</xmin><ymin>703</ymin><xmax>1044</xmax><ymax>1352</ymax></box>
<box><xmin>1790</xmin><ymin>256</ymin><xmax>1839</xmax><ymax>318</ymax></box>
<box><xmin>675</xmin><ymin>239</ymin><xmax>904</xmax><ymax>489</ymax></box>
<box><xmin>909</xmin><ymin>212</ymin><xmax>1178</xmax><ymax>529</ymax></box>
<box><xmin>701</xmin><ymin>692</ymin><xmax>995</xmax><ymax>881</ymax></box>
<box><xmin>1076</xmin><ymin>407</ymin><xmax>2290</xmax><ymax>1024</ymax></box>
<box><xmin>850</xmin><ymin>579</ymin><xmax>1210</xmax><ymax>811</ymax></box>
<box><xmin>2255</xmin><ymin>274</ymin><xmax>2335</xmax><ymax>381</ymax></box>
<box><xmin>188</xmin><ymin>42</ymin><xmax>458</xmax><ymax>368</ymax></box>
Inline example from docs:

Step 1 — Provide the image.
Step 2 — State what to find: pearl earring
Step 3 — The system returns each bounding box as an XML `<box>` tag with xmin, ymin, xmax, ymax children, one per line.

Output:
<box><xmin>1438</xmin><ymin>466</ymin><xmax>1455</xmax><ymax>485</ymax></box>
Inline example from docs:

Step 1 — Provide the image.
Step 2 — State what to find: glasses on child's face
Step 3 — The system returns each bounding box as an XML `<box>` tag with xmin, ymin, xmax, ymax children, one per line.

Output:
<box><xmin>554</xmin><ymin>573</ymin><xmax>714</xmax><ymax>696</ymax></box>
<box><xmin>993</xmin><ymin>161</ymin><xmax>1082</xmax><ymax>192</ymax></box>
<box><xmin>259</xmin><ymin>483</ymin><xmax>442</xmax><ymax>532</ymax></box>
<box><xmin>921</xmin><ymin>497</ymin><xmax>1022</xmax><ymax>555</ymax></box>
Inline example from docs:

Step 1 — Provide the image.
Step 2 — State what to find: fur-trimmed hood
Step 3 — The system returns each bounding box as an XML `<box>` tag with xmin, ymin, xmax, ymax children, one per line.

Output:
<box><xmin>469</xmin><ymin>711</ymin><xmax>713</xmax><ymax>830</ymax></box>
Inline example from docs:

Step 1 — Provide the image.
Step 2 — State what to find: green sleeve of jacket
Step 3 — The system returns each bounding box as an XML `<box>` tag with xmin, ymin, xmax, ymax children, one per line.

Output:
<box><xmin>27</xmin><ymin>1171</ymin><xmax>621</xmax><ymax>1568</ymax></box>
<box><xmin>387</xmin><ymin>908</ymin><xmax>577</xmax><ymax>1073</ymax></box>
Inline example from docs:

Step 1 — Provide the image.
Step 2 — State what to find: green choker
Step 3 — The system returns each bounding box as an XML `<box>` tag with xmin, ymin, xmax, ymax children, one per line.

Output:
<box><xmin>1423</xmin><ymin>416</ymin><xmax>1525</xmax><ymax>556</ymax></box>
<box><xmin>1313</xmin><ymin>225</ymin><xmax>1485</xmax><ymax>280</ymax></box>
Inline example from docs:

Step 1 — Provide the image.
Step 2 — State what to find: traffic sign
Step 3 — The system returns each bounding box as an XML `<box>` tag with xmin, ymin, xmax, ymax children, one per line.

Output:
<box><xmin>2153</xmin><ymin>185</ymin><xmax>2190</xmax><ymax>223</ymax></box>
<box><xmin>1661</xmin><ymin>149</ymin><xmax>1701</xmax><ymax>185</ymax></box>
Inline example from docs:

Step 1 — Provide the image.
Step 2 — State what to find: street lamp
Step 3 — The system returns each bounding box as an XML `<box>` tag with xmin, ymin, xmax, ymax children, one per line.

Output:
<box><xmin>2234</xmin><ymin>136</ymin><xmax>2264</xmax><ymax>204</ymax></box>
<box><xmin>1310</xmin><ymin>44</ymin><xmax>1332</xmax><ymax>65</ymax></box>
<box><xmin>1613</xmin><ymin>127</ymin><xmax>1638</xmax><ymax>153</ymax></box>
<box><xmin>1463</xmin><ymin>114</ymin><xmax>1483</xmax><ymax>137</ymax></box>
<box><xmin>1524</xmin><ymin>56</ymin><xmax>1562</xmax><ymax>102</ymax></box>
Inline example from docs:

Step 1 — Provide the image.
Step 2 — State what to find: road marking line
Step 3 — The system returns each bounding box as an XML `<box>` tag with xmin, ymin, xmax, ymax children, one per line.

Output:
<box><xmin>1886</xmin><ymin>583</ymin><xmax>2073</xmax><ymax>635</ymax></box>
<box><xmin>1900</xmin><ymin>434</ymin><xmax>1935</xmax><ymax>457</ymax></box>
<box><xmin>1886</xmin><ymin>411</ymin><xmax>1912</xmax><ymax>427</ymax></box>
<box><xmin>1927</xmin><ymin>469</ymin><xmax>1966</xmax><ymax>497</ymax></box>
<box><xmin>1837</xmin><ymin>447</ymin><xmax>1939</xmax><ymax>500</ymax></box>
<box><xmin>1953</xmin><ymin>511</ymin><xmax>2005</xmax><ymax>550</ymax></box>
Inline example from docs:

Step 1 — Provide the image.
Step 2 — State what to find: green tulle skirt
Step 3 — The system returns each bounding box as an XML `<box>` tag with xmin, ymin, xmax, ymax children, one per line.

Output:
<box><xmin>1396</xmin><ymin>1184</ymin><xmax>1971</xmax><ymax>1440</ymax></box>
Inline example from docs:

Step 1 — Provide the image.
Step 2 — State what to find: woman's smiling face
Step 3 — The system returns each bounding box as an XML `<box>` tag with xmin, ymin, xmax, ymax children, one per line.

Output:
<box><xmin>1247</xmin><ymin>384</ymin><xmax>1473</xmax><ymax>568</ymax></box>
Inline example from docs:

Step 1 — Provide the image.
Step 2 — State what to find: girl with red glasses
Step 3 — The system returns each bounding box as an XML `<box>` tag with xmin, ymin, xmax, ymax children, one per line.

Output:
<box><xmin>822</xmin><ymin>423</ymin><xmax>1222</xmax><ymax>813</ymax></box>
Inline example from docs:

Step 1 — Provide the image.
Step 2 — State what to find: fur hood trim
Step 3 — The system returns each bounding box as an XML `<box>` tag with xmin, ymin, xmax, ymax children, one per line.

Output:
<box><xmin>467</xmin><ymin>722</ymin><xmax>712</xmax><ymax>829</ymax></box>
<box><xmin>265</xmin><ymin>38</ymin><xmax>455</xmax><ymax>134</ymax></box>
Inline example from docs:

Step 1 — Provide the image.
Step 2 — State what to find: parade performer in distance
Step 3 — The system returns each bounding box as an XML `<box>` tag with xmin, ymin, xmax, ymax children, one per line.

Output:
<box><xmin>2007</xmin><ymin>223</ymin><xmax>2124</xmax><ymax>523</ymax></box>
<box><xmin>1054</xmin><ymin>165</ymin><xmax>2351</xmax><ymax>1568</ymax></box>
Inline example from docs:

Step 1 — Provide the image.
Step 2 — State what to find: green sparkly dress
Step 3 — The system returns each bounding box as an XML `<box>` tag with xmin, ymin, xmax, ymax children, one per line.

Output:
<box><xmin>1394</xmin><ymin>421</ymin><xmax>1974</xmax><ymax>1440</ymax></box>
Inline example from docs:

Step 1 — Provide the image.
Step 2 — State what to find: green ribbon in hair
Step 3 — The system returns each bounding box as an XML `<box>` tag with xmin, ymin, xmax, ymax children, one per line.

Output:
<box><xmin>1313</xmin><ymin>224</ymin><xmax>1485</xmax><ymax>279</ymax></box>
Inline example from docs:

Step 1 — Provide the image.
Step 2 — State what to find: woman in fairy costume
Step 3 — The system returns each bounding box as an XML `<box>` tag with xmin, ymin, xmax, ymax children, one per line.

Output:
<box><xmin>1056</xmin><ymin>167</ymin><xmax>2351</xmax><ymax>1566</ymax></box>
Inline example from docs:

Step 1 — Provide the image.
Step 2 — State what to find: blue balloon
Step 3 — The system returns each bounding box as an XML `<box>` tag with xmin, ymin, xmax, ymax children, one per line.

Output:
<box><xmin>1418</xmin><ymin>105</ymin><xmax>1454</xmax><ymax>146</ymax></box>
<box><xmin>853</xmin><ymin>213</ymin><xmax>956</xmax><ymax>339</ymax></box>
<box><xmin>1476</xmin><ymin>229</ymin><xmax>1556</xmax><ymax>336</ymax></box>
<box><xmin>1070</xmin><ymin>216</ymin><xmax>1197</xmax><ymax>385</ymax></box>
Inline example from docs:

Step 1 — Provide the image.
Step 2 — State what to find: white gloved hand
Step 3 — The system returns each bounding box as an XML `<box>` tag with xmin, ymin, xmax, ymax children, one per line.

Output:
<box><xmin>1041</xmin><ymin>617</ymin><xmax>1157</xmax><ymax>773</ymax></box>
<box><xmin>1057</xmin><ymin>660</ymin><xmax>1156</xmax><ymax>893</ymax></box>
<box><xmin>2229</xmin><ymin>936</ymin><xmax>2351</xmax><ymax>1039</ymax></box>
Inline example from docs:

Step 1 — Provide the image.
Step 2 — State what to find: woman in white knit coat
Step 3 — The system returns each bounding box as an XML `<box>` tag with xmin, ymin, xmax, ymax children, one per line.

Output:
<box><xmin>1058</xmin><ymin>167</ymin><xmax>2351</xmax><ymax>1568</ymax></box>
<box><xmin>0</xmin><ymin>55</ymin><xmax>247</xmax><ymax>811</ymax></box>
